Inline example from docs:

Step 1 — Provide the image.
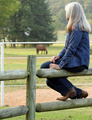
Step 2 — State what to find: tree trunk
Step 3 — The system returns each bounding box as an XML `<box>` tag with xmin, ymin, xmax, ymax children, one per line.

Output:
<box><xmin>23</xmin><ymin>44</ymin><xmax>26</xmax><ymax>48</ymax></box>
<box><xmin>12</xmin><ymin>38</ymin><xmax>16</xmax><ymax>48</ymax></box>
<box><xmin>4</xmin><ymin>38</ymin><xmax>6</xmax><ymax>48</ymax></box>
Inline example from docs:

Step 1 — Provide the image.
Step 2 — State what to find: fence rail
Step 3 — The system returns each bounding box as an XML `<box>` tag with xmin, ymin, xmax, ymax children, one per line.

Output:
<box><xmin>0</xmin><ymin>69</ymin><xmax>28</xmax><ymax>81</ymax></box>
<box><xmin>0</xmin><ymin>42</ymin><xmax>65</xmax><ymax>45</ymax></box>
<box><xmin>36</xmin><ymin>98</ymin><xmax>92</xmax><ymax>112</ymax></box>
<box><xmin>0</xmin><ymin>105</ymin><xmax>28</xmax><ymax>119</ymax></box>
<box><xmin>36</xmin><ymin>68</ymin><xmax>92</xmax><ymax>78</ymax></box>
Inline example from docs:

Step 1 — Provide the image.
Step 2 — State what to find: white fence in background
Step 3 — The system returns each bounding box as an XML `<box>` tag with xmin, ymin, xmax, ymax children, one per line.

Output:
<box><xmin>0</xmin><ymin>41</ymin><xmax>92</xmax><ymax>106</ymax></box>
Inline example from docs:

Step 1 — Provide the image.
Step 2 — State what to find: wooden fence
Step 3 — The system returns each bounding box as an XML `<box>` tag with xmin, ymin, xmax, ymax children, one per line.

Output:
<box><xmin>1</xmin><ymin>55</ymin><xmax>92</xmax><ymax>119</ymax></box>
<box><xmin>0</xmin><ymin>55</ymin><xmax>36</xmax><ymax>120</ymax></box>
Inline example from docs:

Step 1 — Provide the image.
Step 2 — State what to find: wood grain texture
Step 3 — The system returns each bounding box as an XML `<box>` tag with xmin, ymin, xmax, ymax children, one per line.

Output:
<box><xmin>0</xmin><ymin>105</ymin><xmax>28</xmax><ymax>119</ymax></box>
<box><xmin>36</xmin><ymin>68</ymin><xmax>92</xmax><ymax>78</ymax></box>
<box><xmin>36</xmin><ymin>98</ymin><xmax>92</xmax><ymax>112</ymax></box>
<box><xmin>0</xmin><ymin>69</ymin><xmax>28</xmax><ymax>80</ymax></box>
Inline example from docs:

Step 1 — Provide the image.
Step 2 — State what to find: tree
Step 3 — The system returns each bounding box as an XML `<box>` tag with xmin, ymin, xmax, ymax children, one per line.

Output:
<box><xmin>56</xmin><ymin>9</ymin><xmax>67</xmax><ymax>30</ymax></box>
<box><xmin>0</xmin><ymin>0</ymin><xmax>19</xmax><ymax>46</ymax></box>
<box><xmin>7</xmin><ymin>4</ymin><xmax>34</xmax><ymax>46</ymax></box>
<box><xmin>7</xmin><ymin>0</ymin><xmax>57</xmax><ymax>45</ymax></box>
<box><xmin>28</xmin><ymin>0</ymin><xmax>57</xmax><ymax>42</ymax></box>
<box><xmin>0</xmin><ymin>0</ymin><xmax>19</xmax><ymax>27</ymax></box>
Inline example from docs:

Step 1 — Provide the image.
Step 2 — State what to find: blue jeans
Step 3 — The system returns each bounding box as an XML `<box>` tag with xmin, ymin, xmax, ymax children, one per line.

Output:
<box><xmin>40</xmin><ymin>58</ymin><xmax>87</xmax><ymax>99</ymax></box>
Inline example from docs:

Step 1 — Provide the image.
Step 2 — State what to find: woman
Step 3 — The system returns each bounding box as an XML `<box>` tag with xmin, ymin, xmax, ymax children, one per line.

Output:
<box><xmin>41</xmin><ymin>2</ymin><xmax>91</xmax><ymax>101</ymax></box>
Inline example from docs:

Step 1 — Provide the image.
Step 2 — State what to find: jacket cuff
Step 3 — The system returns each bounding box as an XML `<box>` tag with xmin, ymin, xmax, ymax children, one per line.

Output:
<box><xmin>59</xmin><ymin>61</ymin><xmax>67</xmax><ymax>68</ymax></box>
<box><xmin>59</xmin><ymin>57</ymin><xmax>71</xmax><ymax>68</ymax></box>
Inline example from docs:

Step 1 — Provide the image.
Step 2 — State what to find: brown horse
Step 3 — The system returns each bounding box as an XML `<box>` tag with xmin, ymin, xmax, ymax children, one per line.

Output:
<box><xmin>36</xmin><ymin>45</ymin><xmax>48</xmax><ymax>55</ymax></box>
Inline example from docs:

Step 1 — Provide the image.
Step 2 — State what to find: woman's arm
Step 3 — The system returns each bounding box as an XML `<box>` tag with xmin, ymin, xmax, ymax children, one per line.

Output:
<box><xmin>51</xmin><ymin>56</ymin><xmax>60</xmax><ymax>63</ymax></box>
<box><xmin>58</xmin><ymin>47</ymin><xmax>66</xmax><ymax>58</ymax></box>
<box><xmin>59</xmin><ymin>28</ymin><xmax>83</xmax><ymax>68</ymax></box>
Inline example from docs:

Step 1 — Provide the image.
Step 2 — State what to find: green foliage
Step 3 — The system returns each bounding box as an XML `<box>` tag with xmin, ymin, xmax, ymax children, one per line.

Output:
<box><xmin>6</xmin><ymin>0</ymin><xmax>57</xmax><ymax>43</ymax></box>
<box><xmin>0</xmin><ymin>0</ymin><xmax>20</xmax><ymax>43</ymax></box>
<box><xmin>0</xmin><ymin>0</ymin><xmax>19</xmax><ymax>27</ymax></box>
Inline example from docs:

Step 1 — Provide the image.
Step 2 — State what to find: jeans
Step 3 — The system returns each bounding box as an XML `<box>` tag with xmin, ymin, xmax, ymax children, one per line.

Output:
<box><xmin>40</xmin><ymin>58</ymin><xmax>87</xmax><ymax>99</ymax></box>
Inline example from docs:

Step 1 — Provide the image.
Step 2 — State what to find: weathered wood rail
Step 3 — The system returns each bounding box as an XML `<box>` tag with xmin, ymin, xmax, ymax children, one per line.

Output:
<box><xmin>36</xmin><ymin>98</ymin><xmax>92</xmax><ymax>112</ymax></box>
<box><xmin>0</xmin><ymin>69</ymin><xmax>28</xmax><ymax>81</ymax></box>
<box><xmin>0</xmin><ymin>105</ymin><xmax>28</xmax><ymax>119</ymax></box>
<box><xmin>1</xmin><ymin>55</ymin><xmax>92</xmax><ymax>120</ymax></box>
<box><xmin>36</xmin><ymin>68</ymin><xmax>92</xmax><ymax>78</ymax></box>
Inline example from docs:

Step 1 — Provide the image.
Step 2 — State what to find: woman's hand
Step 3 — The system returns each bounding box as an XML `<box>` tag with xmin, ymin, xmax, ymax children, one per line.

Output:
<box><xmin>51</xmin><ymin>56</ymin><xmax>60</xmax><ymax>63</ymax></box>
<box><xmin>49</xmin><ymin>64</ymin><xmax>61</xmax><ymax>70</ymax></box>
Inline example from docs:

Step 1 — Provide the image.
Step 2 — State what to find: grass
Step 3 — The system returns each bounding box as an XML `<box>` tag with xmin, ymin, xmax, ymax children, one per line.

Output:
<box><xmin>57</xmin><ymin>31</ymin><xmax>92</xmax><ymax>42</ymax></box>
<box><xmin>35</xmin><ymin>108</ymin><xmax>92</xmax><ymax>120</ymax></box>
<box><xmin>3</xmin><ymin>44</ymin><xmax>64</xmax><ymax>57</ymax></box>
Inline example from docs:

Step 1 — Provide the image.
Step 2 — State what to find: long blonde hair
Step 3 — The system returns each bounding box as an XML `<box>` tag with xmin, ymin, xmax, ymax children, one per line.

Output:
<box><xmin>65</xmin><ymin>2</ymin><xmax>91</xmax><ymax>33</ymax></box>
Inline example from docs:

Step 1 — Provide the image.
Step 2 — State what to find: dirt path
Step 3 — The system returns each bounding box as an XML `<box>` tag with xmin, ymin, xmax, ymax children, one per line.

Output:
<box><xmin>0</xmin><ymin>87</ymin><xmax>92</xmax><ymax>106</ymax></box>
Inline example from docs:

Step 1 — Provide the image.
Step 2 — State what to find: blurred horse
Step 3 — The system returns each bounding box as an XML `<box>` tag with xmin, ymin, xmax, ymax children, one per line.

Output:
<box><xmin>36</xmin><ymin>45</ymin><xmax>48</xmax><ymax>55</ymax></box>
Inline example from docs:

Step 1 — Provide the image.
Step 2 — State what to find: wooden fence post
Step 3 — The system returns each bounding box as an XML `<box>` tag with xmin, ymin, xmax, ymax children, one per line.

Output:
<box><xmin>26</xmin><ymin>55</ymin><xmax>36</xmax><ymax>120</ymax></box>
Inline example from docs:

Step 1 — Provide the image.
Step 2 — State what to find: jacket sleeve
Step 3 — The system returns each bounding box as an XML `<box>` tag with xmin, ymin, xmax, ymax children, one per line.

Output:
<box><xmin>58</xmin><ymin>47</ymin><xmax>66</xmax><ymax>58</ymax></box>
<box><xmin>59</xmin><ymin>28</ymin><xmax>83</xmax><ymax>68</ymax></box>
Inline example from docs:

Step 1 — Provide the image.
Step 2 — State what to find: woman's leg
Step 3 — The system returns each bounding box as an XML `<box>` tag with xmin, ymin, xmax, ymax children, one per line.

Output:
<box><xmin>40</xmin><ymin>59</ymin><xmax>87</xmax><ymax>100</ymax></box>
<box><xmin>40</xmin><ymin>59</ymin><xmax>76</xmax><ymax>100</ymax></box>
<box><xmin>40</xmin><ymin>61</ymin><xmax>52</xmax><ymax>69</ymax></box>
<box><xmin>63</xmin><ymin>66</ymin><xmax>88</xmax><ymax>99</ymax></box>
<box><xmin>46</xmin><ymin>77</ymin><xmax>74</xmax><ymax>96</ymax></box>
<box><xmin>40</xmin><ymin>58</ymin><xmax>62</xmax><ymax>69</ymax></box>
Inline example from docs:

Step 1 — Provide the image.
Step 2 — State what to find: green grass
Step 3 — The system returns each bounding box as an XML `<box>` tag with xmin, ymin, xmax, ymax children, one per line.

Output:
<box><xmin>3</xmin><ymin>44</ymin><xmax>64</xmax><ymax>57</ymax></box>
<box><xmin>57</xmin><ymin>30</ymin><xmax>66</xmax><ymax>42</ymax></box>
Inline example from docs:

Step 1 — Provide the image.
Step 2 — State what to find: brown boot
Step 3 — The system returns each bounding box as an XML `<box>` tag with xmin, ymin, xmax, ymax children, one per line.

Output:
<box><xmin>57</xmin><ymin>87</ymin><xmax>76</xmax><ymax>101</ymax></box>
<box><xmin>78</xmin><ymin>90</ymin><xmax>88</xmax><ymax>99</ymax></box>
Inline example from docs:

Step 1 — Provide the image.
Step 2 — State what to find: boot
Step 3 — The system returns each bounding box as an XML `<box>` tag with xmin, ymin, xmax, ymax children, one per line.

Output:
<box><xmin>57</xmin><ymin>87</ymin><xmax>76</xmax><ymax>101</ymax></box>
<box><xmin>78</xmin><ymin>90</ymin><xmax>88</xmax><ymax>99</ymax></box>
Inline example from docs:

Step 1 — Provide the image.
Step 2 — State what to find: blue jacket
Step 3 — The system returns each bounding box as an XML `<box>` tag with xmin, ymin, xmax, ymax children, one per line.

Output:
<box><xmin>58</xmin><ymin>24</ymin><xmax>90</xmax><ymax>69</ymax></box>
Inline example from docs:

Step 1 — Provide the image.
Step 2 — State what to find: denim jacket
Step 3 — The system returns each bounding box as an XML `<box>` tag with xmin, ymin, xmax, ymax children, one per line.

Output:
<box><xmin>58</xmin><ymin>24</ymin><xmax>90</xmax><ymax>69</ymax></box>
